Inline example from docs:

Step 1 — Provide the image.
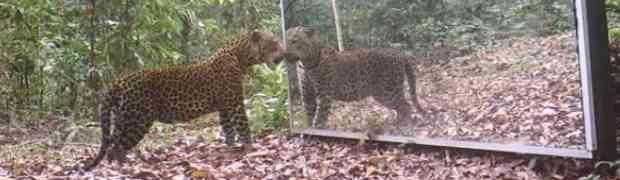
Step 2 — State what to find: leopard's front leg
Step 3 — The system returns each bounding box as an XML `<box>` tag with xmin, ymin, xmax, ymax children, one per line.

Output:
<box><xmin>219</xmin><ymin>101</ymin><xmax>251</xmax><ymax>146</ymax></box>
<box><xmin>218</xmin><ymin>73</ymin><xmax>252</xmax><ymax>146</ymax></box>
<box><xmin>231</xmin><ymin>105</ymin><xmax>251</xmax><ymax>144</ymax></box>
<box><xmin>218</xmin><ymin>111</ymin><xmax>236</xmax><ymax>146</ymax></box>
<box><xmin>313</xmin><ymin>90</ymin><xmax>332</xmax><ymax>129</ymax></box>
<box><xmin>301</xmin><ymin>74</ymin><xmax>317</xmax><ymax>128</ymax></box>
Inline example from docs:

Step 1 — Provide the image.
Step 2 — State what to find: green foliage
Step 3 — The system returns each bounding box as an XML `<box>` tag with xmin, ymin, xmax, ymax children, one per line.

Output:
<box><xmin>609</xmin><ymin>28</ymin><xmax>620</xmax><ymax>40</ymax></box>
<box><xmin>1</xmin><ymin>1</ymin><xmax>84</xmax><ymax>112</ymax></box>
<box><xmin>287</xmin><ymin>0</ymin><xmax>573</xmax><ymax>55</ymax></box>
<box><xmin>608</xmin><ymin>0</ymin><xmax>620</xmax><ymax>40</ymax></box>
<box><xmin>608</xmin><ymin>0</ymin><xmax>620</xmax><ymax>14</ymax></box>
<box><xmin>579</xmin><ymin>174</ymin><xmax>601</xmax><ymax>180</ymax></box>
<box><xmin>283</xmin><ymin>0</ymin><xmax>335</xmax><ymax>41</ymax></box>
<box><xmin>247</xmin><ymin>63</ymin><xmax>289</xmax><ymax>133</ymax></box>
<box><xmin>0</xmin><ymin>0</ymin><xmax>286</xmax><ymax>135</ymax></box>
<box><xmin>578</xmin><ymin>160</ymin><xmax>620</xmax><ymax>180</ymax></box>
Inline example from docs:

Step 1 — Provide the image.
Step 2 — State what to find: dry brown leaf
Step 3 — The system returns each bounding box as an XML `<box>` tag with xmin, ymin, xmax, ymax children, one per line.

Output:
<box><xmin>366</xmin><ymin>165</ymin><xmax>377</xmax><ymax>176</ymax></box>
<box><xmin>244</xmin><ymin>150</ymin><xmax>272</xmax><ymax>158</ymax></box>
<box><xmin>367</xmin><ymin>156</ymin><xmax>388</xmax><ymax>165</ymax></box>
<box><xmin>133</xmin><ymin>170</ymin><xmax>160</xmax><ymax>180</ymax></box>
<box><xmin>189</xmin><ymin>167</ymin><xmax>211</xmax><ymax>179</ymax></box>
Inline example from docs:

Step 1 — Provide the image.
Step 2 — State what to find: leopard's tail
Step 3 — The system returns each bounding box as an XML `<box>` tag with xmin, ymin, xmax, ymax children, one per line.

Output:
<box><xmin>404</xmin><ymin>60</ymin><xmax>424</xmax><ymax>113</ymax></box>
<box><xmin>82</xmin><ymin>92</ymin><xmax>113</xmax><ymax>171</ymax></box>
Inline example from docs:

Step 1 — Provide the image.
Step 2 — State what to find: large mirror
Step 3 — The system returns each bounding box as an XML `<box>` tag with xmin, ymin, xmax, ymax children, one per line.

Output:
<box><xmin>281</xmin><ymin>0</ymin><xmax>601</xmax><ymax>157</ymax></box>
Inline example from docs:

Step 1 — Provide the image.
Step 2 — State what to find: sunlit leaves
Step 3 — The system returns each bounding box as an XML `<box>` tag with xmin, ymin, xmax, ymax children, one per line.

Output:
<box><xmin>247</xmin><ymin>63</ymin><xmax>289</xmax><ymax>133</ymax></box>
<box><xmin>608</xmin><ymin>0</ymin><xmax>620</xmax><ymax>41</ymax></box>
<box><xmin>207</xmin><ymin>0</ymin><xmax>234</xmax><ymax>5</ymax></box>
<box><xmin>608</xmin><ymin>0</ymin><xmax>620</xmax><ymax>14</ymax></box>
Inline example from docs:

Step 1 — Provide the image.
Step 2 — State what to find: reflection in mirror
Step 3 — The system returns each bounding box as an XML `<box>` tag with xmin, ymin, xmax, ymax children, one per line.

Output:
<box><xmin>284</xmin><ymin>0</ymin><xmax>584</xmax><ymax>150</ymax></box>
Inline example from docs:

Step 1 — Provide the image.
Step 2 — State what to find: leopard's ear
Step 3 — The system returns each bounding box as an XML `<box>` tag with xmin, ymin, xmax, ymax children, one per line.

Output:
<box><xmin>303</xmin><ymin>27</ymin><xmax>317</xmax><ymax>37</ymax></box>
<box><xmin>251</xmin><ymin>29</ymin><xmax>262</xmax><ymax>42</ymax></box>
<box><xmin>253</xmin><ymin>23</ymin><xmax>264</xmax><ymax>30</ymax></box>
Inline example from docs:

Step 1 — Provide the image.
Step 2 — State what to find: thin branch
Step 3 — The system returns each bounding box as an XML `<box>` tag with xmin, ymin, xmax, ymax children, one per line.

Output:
<box><xmin>56</xmin><ymin>69</ymin><xmax>97</xmax><ymax>94</ymax></box>
<box><xmin>61</xmin><ymin>143</ymin><xmax>100</xmax><ymax>149</ymax></box>
<box><xmin>330</xmin><ymin>0</ymin><xmax>343</xmax><ymax>51</ymax></box>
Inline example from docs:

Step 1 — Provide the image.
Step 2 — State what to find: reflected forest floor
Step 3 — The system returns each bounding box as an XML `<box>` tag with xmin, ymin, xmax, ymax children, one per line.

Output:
<box><xmin>316</xmin><ymin>33</ymin><xmax>585</xmax><ymax>150</ymax></box>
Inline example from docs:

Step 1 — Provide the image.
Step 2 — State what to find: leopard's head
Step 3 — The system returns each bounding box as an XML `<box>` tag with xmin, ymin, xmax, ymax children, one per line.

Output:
<box><xmin>241</xmin><ymin>29</ymin><xmax>285</xmax><ymax>66</ymax></box>
<box><xmin>282</xmin><ymin>26</ymin><xmax>321</xmax><ymax>66</ymax></box>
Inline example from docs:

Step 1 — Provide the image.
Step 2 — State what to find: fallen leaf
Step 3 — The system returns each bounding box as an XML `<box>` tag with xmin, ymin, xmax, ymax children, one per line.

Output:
<box><xmin>541</xmin><ymin>108</ymin><xmax>557</xmax><ymax>116</ymax></box>
<box><xmin>189</xmin><ymin>163</ymin><xmax>212</xmax><ymax>179</ymax></box>
<box><xmin>133</xmin><ymin>170</ymin><xmax>159</xmax><ymax>180</ymax></box>
<box><xmin>244</xmin><ymin>150</ymin><xmax>271</xmax><ymax>158</ymax></box>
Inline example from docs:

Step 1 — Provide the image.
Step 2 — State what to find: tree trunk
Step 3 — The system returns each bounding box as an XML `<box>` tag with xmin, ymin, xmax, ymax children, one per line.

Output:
<box><xmin>86</xmin><ymin>0</ymin><xmax>101</xmax><ymax>123</ymax></box>
<box><xmin>233</xmin><ymin>0</ymin><xmax>246</xmax><ymax>30</ymax></box>
<box><xmin>181</xmin><ymin>11</ymin><xmax>193</xmax><ymax>64</ymax></box>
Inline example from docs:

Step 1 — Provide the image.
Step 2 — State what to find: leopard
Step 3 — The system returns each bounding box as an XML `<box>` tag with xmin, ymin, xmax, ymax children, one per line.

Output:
<box><xmin>80</xmin><ymin>29</ymin><xmax>284</xmax><ymax>171</ymax></box>
<box><xmin>282</xmin><ymin>26</ymin><xmax>423</xmax><ymax>129</ymax></box>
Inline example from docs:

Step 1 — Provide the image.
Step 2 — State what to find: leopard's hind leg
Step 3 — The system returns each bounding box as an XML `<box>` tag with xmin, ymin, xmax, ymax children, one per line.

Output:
<box><xmin>301</xmin><ymin>75</ymin><xmax>317</xmax><ymax>128</ymax></box>
<box><xmin>374</xmin><ymin>90</ymin><xmax>416</xmax><ymax>129</ymax></box>
<box><xmin>218</xmin><ymin>111</ymin><xmax>236</xmax><ymax>146</ymax></box>
<box><xmin>106</xmin><ymin>112</ymin><xmax>154</xmax><ymax>162</ymax></box>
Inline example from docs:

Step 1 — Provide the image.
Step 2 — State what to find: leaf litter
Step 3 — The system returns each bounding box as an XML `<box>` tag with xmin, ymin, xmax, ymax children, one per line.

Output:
<box><xmin>0</xmin><ymin>129</ymin><xmax>595</xmax><ymax>179</ymax></box>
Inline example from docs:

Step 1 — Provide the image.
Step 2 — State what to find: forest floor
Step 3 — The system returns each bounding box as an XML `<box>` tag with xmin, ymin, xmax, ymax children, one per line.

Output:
<box><xmin>1</xmin><ymin>33</ymin><xmax>617</xmax><ymax>179</ymax></box>
<box><xmin>0</xmin><ymin>120</ymin><xmax>598</xmax><ymax>179</ymax></box>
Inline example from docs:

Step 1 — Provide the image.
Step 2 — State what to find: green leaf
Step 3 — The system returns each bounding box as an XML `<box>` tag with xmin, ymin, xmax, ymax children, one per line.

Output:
<box><xmin>594</xmin><ymin>161</ymin><xmax>614</xmax><ymax>169</ymax></box>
